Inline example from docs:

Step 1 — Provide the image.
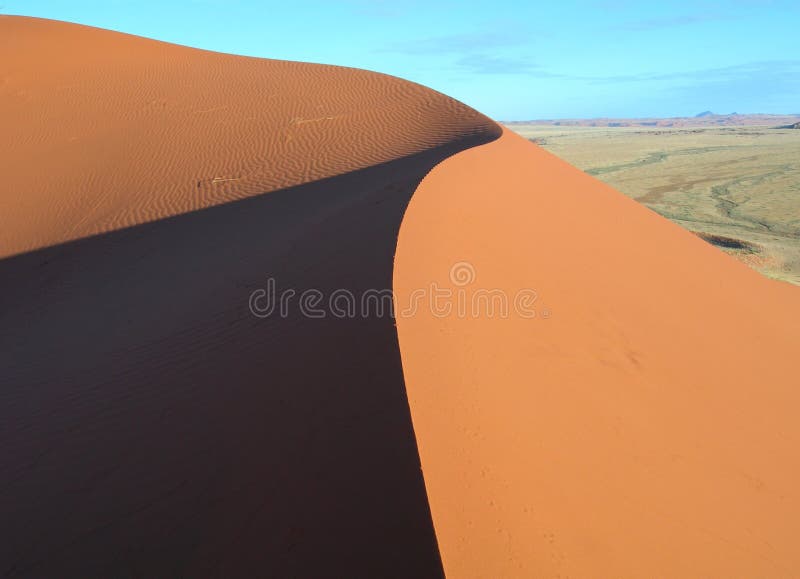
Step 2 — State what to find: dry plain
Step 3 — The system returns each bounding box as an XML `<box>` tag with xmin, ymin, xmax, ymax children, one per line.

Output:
<box><xmin>507</xmin><ymin>123</ymin><xmax>800</xmax><ymax>284</ymax></box>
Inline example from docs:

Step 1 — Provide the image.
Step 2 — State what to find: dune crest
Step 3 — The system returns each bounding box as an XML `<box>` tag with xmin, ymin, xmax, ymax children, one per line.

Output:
<box><xmin>394</xmin><ymin>128</ymin><xmax>800</xmax><ymax>577</ymax></box>
<box><xmin>1</xmin><ymin>16</ymin><xmax>499</xmax><ymax>576</ymax></box>
<box><xmin>6</xmin><ymin>13</ymin><xmax>799</xmax><ymax>577</ymax></box>
<box><xmin>0</xmin><ymin>16</ymin><xmax>496</xmax><ymax>257</ymax></box>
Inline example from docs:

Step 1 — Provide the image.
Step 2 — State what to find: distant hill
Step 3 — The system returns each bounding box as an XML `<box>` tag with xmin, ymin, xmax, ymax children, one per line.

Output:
<box><xmin>505</xmin><ymin>113</ymin><xmax>800</xmax><ymax>128</ymax></box>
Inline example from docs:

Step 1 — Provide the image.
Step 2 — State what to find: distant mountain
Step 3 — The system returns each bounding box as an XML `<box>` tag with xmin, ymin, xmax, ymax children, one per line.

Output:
<box><xmin>695</xmin><ymin>111</ymin><xmax>715</xmax><ymax>117</ymax></box>
<box><xmin>505</xmin><ymin>114</ymin><xmax>800</xmax><ymax>128</ymax></box>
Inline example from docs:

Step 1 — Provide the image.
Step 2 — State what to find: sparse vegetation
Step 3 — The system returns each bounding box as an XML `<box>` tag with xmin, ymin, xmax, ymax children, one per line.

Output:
<box><xmin>507</xmin><ymin>124</ymin><xmax>800</xmax><ymax>284</ymax></box>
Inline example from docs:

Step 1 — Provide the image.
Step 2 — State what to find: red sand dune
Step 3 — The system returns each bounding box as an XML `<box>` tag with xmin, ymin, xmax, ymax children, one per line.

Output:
<box><xmin>0</xmin><ymin>16</ymin><xmax>497</xmax><ymax>577</ymax></box>
<box><xmin>0</xmin><ymin>16</ymin><xmax>494</xmax><ymax>257</ymax></box>
<box><xmin>394</xmin><ymin>128</ymin><xmax>800</xmax><ymax>577</ymax></box>
<box><xmin>3</xmin><ymin>14</ymin><xmax>800</xmax><ymax>578</ymax></box>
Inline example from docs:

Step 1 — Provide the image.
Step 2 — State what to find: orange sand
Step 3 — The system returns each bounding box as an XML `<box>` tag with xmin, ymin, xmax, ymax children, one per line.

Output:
<box><xmin>0</xmin><ymin>16</ymin><xmax>495</xmax><ymax>257</ymax></box>
<box><xmin>394</xmin><ymin>128</ymin><xmax>800</xmax><ymax>577</ymax></box>
<box><xmin>4</xmin><ymin>13</ymin><xmax>800</xmax><ymax>577</ymax></box>
<box><xmin>0</xmin><ymin>16</ymin><xmax>497</xmax><ymax>576</ymax></box>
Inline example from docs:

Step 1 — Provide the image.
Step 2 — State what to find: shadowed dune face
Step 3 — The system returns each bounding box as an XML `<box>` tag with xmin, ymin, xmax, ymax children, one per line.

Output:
<box><xmin>1</xmin><ymin>153</ymin><xmax>460</xmax><ymax>577</ymax></box>
<box><xmin>394</xmin><ymin>129</ymin><xmax>800</xmax><ymax>577</ymax></box>
<box><xmin>7</xmin><ymin>14</ymin><xmax>799</xmax><ymax>579</ymax></box>
<box><xmin>0</xmin><ymin>16</ymin><xmax>500</xmax><ymax>577</ymax></box>
<box><xmin>0</xmin><ymin>16</ymin><xmax>497</xmax><ymax>257</ymax></box>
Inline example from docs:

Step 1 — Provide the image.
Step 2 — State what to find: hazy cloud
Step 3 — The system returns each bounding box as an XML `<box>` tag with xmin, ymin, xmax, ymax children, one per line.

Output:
<box><xmin>455</xmin><ymin>54</ymin><xmax>549</xmax><ymax>75</ymax></box>
<box><xmin>379</xmin><ymin>28</ymin><xmax>542</xmax><ymax>75</ymax></box>
<box><xmin>580</xmin><ymin>60</ymin><xmax>800</xmax><ymax>83</ymax></box>
<box><xmin>614</xmin><ymin>12</ymin><xmax>729</xmax><ymax>31</ymax></box>
<box><xmin>381</xmin><ymin>30</ymin><xmax>527</xmax><ymax>55</ymax></box>
<box><xmin>343</xmin><ymin>0</ymin><xmax>451</xmax><ymax>18</ymax></box>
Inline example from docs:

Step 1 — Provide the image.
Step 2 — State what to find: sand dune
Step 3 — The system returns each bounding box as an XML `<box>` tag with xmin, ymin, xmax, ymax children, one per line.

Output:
<box><xmin>4</xmin><ymin>14</ymin><xmax>800</xmax><ymax>578</ymax></box>
<box><xmin>394</xmin><ymin>128</ymin><xmax>800</xmax><ymax>577</ymax></box>
<box><xmin>0</xmin><ymin>16</ymin><xmax>495</xmax><ymax>257</ymax></box>
<box><xmin>0</xmin><ymin>16</ymin><xmax>498</xmax><ymax>577</ymax></box>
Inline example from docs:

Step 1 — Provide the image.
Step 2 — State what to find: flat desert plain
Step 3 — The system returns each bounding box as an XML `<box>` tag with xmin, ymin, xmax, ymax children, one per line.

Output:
<box><xmin>507</xmin><ymin>123</ymin><xmax>800</xmax><ymax>284</ymax></box>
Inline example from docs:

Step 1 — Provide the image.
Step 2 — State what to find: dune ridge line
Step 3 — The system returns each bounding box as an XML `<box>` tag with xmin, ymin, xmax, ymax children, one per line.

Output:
<box><xmin>1</xmin><ymin>15</ymin><xmax>500</xmax><ymax>576</ymax></box>
<box><xmin>394</xmin><ymin>127</ymin><xmax>800</xmax><ymax>577</ymax></box>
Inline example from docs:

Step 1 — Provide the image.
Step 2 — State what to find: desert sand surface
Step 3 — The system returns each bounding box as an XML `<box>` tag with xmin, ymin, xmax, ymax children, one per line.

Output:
<box><xmin>394</xmin><ymin>128</ymin><xmax>800</xmax><ymax>577</ymax></box>
<box><xmin>4</xmin><ymin>13</ymin><xmax>800</xmax><ymax>579</ymax></box>
<box><xmin>0</xmin><ymin>16</ymin><xmax>498</xmax><ymax>577</ymax></box>
<box><xmin>0</xmin><ymin>16</ymin><xmax>495</xmax><ymax>257</ymax></box>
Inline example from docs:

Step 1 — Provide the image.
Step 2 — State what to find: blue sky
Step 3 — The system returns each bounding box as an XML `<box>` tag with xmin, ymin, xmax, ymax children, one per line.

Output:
<box><xmin>7</xmin><ymin>0</ymin><xmax>800</xmax><ymax>119</ymax></box>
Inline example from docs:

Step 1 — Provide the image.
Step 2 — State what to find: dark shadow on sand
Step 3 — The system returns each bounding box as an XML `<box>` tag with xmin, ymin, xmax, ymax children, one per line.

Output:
<box><xmin>0</xmin><ymin>130</ymin><xmax>499</xmax><ymax>578</ymax></box>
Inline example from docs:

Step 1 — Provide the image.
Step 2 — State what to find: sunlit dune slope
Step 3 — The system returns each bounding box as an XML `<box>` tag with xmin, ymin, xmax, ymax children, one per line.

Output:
<box><xmin>0</xmin><ymin>16</ymin><xmax>499</xmax><ymax>577</ymax></box>
<box><xmin>0</xmin><ymin>15</ymin><xmax>496</xmax><ymax>257</ymax></box>
<box><xmin>6</xmin><ymin>13</ymin><xmax>799</xmax><ymax>578</ymax></box>
<box><xmin>394</xmin><ymin>128</ymin><xmax>800</xmax><ymax>577</ymax></box>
